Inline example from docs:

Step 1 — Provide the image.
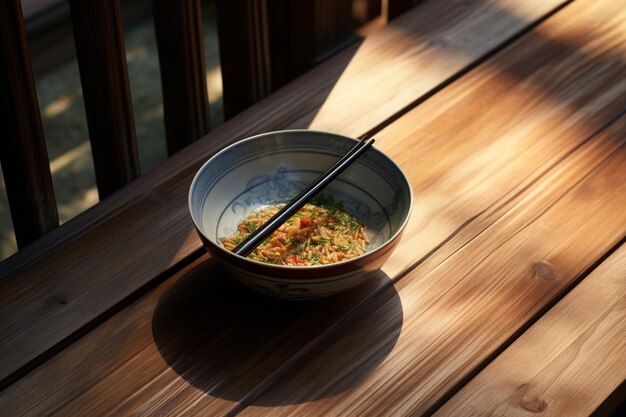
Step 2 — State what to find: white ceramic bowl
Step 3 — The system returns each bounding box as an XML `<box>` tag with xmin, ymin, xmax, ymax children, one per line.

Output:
<box><xmin>189</xmin><ymin>130</ymin><xmax>412</xmax><ymax>299</ymax></box>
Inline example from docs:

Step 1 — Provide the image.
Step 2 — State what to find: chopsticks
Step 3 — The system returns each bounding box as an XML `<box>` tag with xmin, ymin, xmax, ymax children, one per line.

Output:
<box><xmin>232</xmin><ymin>135</ymin><xmax>376</xmax><ymax>257</ymax></box>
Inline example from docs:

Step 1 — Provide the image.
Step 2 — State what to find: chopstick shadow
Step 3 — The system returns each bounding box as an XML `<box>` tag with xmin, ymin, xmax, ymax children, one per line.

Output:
<box><xmin>151</xmin><ymin>258</ymin><xmax>403</xmax><ymax>405</ymax></box>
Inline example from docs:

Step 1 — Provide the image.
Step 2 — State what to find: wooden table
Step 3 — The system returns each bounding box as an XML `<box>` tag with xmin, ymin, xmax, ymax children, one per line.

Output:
<box><xmin>1</xmin><ymin>0</ymin><xmax>624</xmax><ymax>415</ymax></box>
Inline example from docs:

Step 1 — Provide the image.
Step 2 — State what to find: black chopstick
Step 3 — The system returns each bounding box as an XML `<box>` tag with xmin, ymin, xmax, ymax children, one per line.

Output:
<box><xmin>232</xmin><ymin>135</ymin><xmax>376</xmax><ymax>257</ymax></box>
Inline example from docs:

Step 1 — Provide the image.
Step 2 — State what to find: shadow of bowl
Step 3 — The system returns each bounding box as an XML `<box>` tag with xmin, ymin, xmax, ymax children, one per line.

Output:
<box><xmin>152</xmin><ymin>258</ymin><xmax>403</xmax><ymax>405</ymax></box>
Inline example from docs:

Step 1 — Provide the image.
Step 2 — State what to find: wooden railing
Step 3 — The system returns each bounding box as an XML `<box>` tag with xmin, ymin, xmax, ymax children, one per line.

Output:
<box><xmin>0</xmin><ymin>0</ymin><xmax>410</xmax><ymax>253</ymax></box>
<box><xmin>0</xmin><ymin>0</ymin><xmax>58</xmax><ymax>248</ymax></box>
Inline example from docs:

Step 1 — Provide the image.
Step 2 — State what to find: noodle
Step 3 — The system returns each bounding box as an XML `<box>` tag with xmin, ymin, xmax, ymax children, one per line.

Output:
<box><xmin>221</xmin><ymin>199</ymin><xmax>369</xmax><ymax>266</ymax></box>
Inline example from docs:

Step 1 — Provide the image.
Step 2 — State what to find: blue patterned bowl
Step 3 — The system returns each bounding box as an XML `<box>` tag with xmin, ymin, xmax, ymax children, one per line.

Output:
<box><xmin>189</xmin><ymin>130</ymin><xmax>412</xmax><ymax>299</ymax></box>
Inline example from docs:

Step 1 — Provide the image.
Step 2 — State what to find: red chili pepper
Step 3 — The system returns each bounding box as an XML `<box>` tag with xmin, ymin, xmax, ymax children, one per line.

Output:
<box><xmin>300</xmin><ymin>217</ymin><xmax>315</xmax><ymax>228</ymax></box>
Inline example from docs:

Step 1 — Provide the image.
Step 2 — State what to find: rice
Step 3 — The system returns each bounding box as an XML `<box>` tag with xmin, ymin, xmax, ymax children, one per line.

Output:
<box><xmin>220</xmin><ymin>199</ymin><xmax>369</xmax><ymax>266</ymax></box>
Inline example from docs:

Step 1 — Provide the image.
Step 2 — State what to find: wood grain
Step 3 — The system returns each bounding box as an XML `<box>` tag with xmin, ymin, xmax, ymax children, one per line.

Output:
<box><xmin>0</xmin><ymin>0</ymin><xmax>623</xmax><ymax>414</ymax></box>
<box><xmin>5</xmin><ymin>97</ymin><xmax>624</xmax><ymax>417</ymax></box>
<box><xmin>0</xmin><ymin>0</ymin><xmax>571</xmax><ymax>387</ymax></box>
<box><xmin>235</xmin><ymin>1</ymin><xmax>626</xmax><ymax>412</ymax></box>
<box><xmin>434</xmin><ymin>244</ymin><xmax>626</xmax><ymax>417</ymax></box>
<box><xmin>0</xmin><ymin>0</ymin><xmax>58</xmax><ymax>248</ymax></box>
<box><xmin>238</xmin><ymin>116</ymin><xmax>626</xmax><ymax>417</ymax></box>
<box><xmin>330</xmin><ymin>0</ymin><xmax>626</xmax><ymax>282</ymax></box>
<box><xmin>306</xmin><ymin>0</ymin><xmax>576</xmax><ymax>135</ymax></box>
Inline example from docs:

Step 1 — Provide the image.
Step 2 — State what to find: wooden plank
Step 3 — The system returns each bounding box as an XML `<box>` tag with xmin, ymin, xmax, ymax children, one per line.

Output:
<box><xmin>237</xmin><ymin>121</ymin><xmax>626</xmax><ymax>417</ymax></box>
<box><xmin>306</xmin><ymin>0</ymin><xmax>578</xmax><ymax>135</ymax></box>
<box><xmin>0</xmin><ymin>0</ymin><xmax>573</xmax><ymax>387</ymax></box>
<box><xmin>152</xmin><ymin>0</ymin><xmax>210</xmax><ymax>155</ymax></box>
<box><xmin>235</xmin><ymin>1</ymin><xmax>626</xmax><ymax>412</ymax></box>
<box><xmin>1</xmin><ymin>0</ymin><xmax>623</xmax><ymax>413</ymax></box>
<box><xmin>434</xmin><ymin>244</ymin><xmax>626</xmax><ymax>417</ymax></box>
<box><xmin>0</xmin><ymin>0</ymin><xmax>58</xmax><ymax>248</ymax></box>
<box><xmin>68</xmin><ymin>0</ymin><xmax>140</xmax><ymax>197</ymax></box>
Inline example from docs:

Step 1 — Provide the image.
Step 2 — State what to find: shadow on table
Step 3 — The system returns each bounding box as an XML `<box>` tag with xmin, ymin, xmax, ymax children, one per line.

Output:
<box><xmin>152</xmin><ymin>258</ymin><xmax>403</xmax><ymax>406</ymax></box>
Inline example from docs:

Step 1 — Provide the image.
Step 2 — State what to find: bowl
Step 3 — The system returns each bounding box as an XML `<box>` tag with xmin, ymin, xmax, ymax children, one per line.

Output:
<box><xmin>188</xmin><ymin>130</ymin><xmax>412</xmax><ymax>299</ymax></box>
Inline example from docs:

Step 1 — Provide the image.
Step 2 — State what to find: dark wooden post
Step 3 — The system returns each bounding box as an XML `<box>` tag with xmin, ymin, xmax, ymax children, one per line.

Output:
<box><xmin>314</xmin><ymin>0</ymin><xmax>354</xmax><ymax>60</ymax></box>
<box><xmin>0</xmin><ymin>0</ymin><xmax>59</xmax><ymax>248</ymax></box>
<box><xmin>69</xmin><ymin>0</ymin><xmax>140</xmax><ymax>198</ymax></box>
<box><xmin>265</xmin><ymin>0</ymin><xmax>317</xmax><ymax>92</ymax></box>
<box><xmin>216</xmin><ymin>0</ymin><xmax>355</xmax><ymax>120</ymax></box>
<box><xmin>388</xmin><ymin>0</ymin><xmax>418</xmax><ymax>20</ymax></box>
<box><xmin>216</xmin><ymin>0</ymin><xmax>274</xmax><ymax>119</ymax></box>
<box><xmin>152</xmin><ymin>0</ymin><xmax>211</xmax><ymax>155</ymax></box>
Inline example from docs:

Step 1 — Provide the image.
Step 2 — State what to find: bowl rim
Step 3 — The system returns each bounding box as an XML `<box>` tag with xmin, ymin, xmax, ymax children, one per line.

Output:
<box><xmin>188</xmin><ymin>129</ymin><xmax>413</xmax><ymax>272</ymax></box>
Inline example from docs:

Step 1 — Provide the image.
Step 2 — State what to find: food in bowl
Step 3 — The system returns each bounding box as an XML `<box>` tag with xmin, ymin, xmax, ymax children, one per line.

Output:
<box><xmin>220</xmin><ymin>197</ymin><xmax>369</xmax><ymax>266</ymax></box>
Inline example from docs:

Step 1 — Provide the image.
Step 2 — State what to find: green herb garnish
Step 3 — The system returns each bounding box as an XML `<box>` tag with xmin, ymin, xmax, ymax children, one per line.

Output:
<box><xmin>337</xmin><ymin>213</ymin><xmax>350</xmax><ymax>223</ymax></box>
<box><xmin>243</xmin><ymin>220</ymin><xmax>258</xmax><ymax>232</ymax></box>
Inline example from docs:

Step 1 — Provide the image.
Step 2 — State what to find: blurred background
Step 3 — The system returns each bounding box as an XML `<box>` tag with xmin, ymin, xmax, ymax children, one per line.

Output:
<box><xmin>0</xmin><ymin>0</ymin><xmax>392</xmax><ymax>260</ymax></box>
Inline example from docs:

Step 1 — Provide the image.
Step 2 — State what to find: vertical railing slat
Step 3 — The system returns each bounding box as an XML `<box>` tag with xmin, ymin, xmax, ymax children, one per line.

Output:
<box><xmin>0</xmin><ymin>0</ymin><xmax>59</xmax><ymax>248</ymax></box>
<box><xmin>216</xmin><ymin>0</ymin><xmax>273</xmax><ymax>120</ymax></box>
<box><xmin>314</xmin><ymin>0</ymin><xmax>354</xmax><ymax>61</ymax></box>
<box><xmin>265</xmin><ymin>0</ymin><xmax>316</xmax><ymax>91</ymax></box>
<box><xmin>388</xmin><ymin>0</ymin><xmax>417</xmax><ymax>20</ymax></box>
<box><xmin>152</xmin><ymin>0</ymin><xmax>210</xmax><ymax>155</ymax></box>
<box><xmin>216</xmin><ymin>0</ymin><xmax>356</xmax><ymax>120</ymax></box>
<box><xmin>69</xmin><ymin>0</ymin><xmax>140</xmax><ymax>198</ymax></box>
